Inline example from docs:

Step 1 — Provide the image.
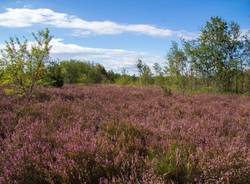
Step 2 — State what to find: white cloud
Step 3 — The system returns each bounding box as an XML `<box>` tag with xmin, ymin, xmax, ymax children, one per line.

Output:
<box><xmin>50</xmin><ymin>38</ymin><xmax>164</xmax><ymax>73</ymax></box>
<box><xmin>0</xmin><ymin>8</ymin><xmax>197</xmax><ymax>39</ymax></box>
<box><xmin>0</xmin><ymin>38</ymin><xmax>163</xmax><ymax>73</ymax></box>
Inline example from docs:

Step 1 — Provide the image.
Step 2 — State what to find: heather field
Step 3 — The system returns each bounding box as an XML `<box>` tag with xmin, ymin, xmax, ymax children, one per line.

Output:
<box><xmin>0</xmin><ymin>85</ymin><xmax>249</xmax><ymax>184</ymax></box>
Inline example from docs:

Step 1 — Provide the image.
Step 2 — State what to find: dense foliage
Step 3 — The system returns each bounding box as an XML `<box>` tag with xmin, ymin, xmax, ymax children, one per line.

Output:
<box><xmin>0</xmin><ymin>85</ymin><xmax>249</xmax><ymax>183</ymax></box>
<box><xmin>60</xmin><ymin>60</ymin><xmax>112</xmax><ymax>84</ymax></box>
<box><xmin>166</xmin><ymin>17</ymin><xmax>250</xmax><ymax>93</ymax></box>
<box><xmin>0</xmin><ymin>29</ymin><xmax>53</xmax><ymax>96</ymax></box>
<box><xmin>44</xmin><ymin>61</ymin><xmax>64</xmax><ymax>88</ymax></box>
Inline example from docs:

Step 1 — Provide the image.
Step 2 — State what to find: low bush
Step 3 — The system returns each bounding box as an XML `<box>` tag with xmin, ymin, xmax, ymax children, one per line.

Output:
<box><xmin>160</xmin><ymin>85</ymin><xmax>172</xmax><ymax>96</ymax></box>
<box><xmin>154</xmin><ymin>143</ymin><xmax>198</xmax><ymax>183</ymax></box>
<box><xmin>45</xmin><ymin>62</ymin><xmax>64</xmax><ymax>87</ymax></box>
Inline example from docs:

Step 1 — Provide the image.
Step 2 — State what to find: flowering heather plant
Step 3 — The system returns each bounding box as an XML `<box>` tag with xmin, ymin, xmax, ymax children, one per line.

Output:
<box><xmin>0</xmin><ymin>85</ymin><xmax>250</xmax><ymax>183</ymax></box>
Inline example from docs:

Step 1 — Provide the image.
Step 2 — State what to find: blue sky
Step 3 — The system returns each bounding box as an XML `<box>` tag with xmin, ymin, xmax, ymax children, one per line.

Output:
<box><xmin>0</xmin><ymin>0</ymin><xmax>249</xmax><ymax>72</ymax></box>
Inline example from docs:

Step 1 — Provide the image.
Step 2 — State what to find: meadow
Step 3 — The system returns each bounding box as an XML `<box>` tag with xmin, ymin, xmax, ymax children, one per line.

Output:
<box><xmin>1</xmin><ymin>85</ymin><xmax>249</xmax><ymax>183</ymax></box>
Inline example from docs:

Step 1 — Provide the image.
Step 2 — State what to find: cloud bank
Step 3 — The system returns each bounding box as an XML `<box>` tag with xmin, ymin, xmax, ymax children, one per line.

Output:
<box><xmin>0</xmin><ymin>8</ymin><xmax>197</xmax><ymax>39</ymax></box>
<box><xmin>50</xmin><ymin>38</ymin><xmax>163</xmax><ymax>72</ymax></box>
<box><xmin>0</xmin><ymin>38</ymin><xmax>163</xmax><ymax>73</ymax></box>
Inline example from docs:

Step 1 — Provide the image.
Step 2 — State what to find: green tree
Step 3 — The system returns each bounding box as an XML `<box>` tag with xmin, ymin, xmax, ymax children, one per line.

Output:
<box><xmin>60</xmin><ymin>60</ymin><xmax>109</xmax><ymax>84</ymax></box>
<box><xmin>106</xmin><ymin>70</ymin><xmax>121</xmax><ymax>83</ymax></box>
<box><xmin>136</xmin><ymin>59</ymin><xmax>153</xmax><ymax>85</ymax></box>
<box><xmin>153</xmin><ymin>62</ymin><xmax>165</xmax><ymax>85</ymax></box>
<box><xmin>45</xmin><ymin>61</ymin><xmax>64</xmax><ymax>87</ymax></box>
<box><xmin>0</xmin><ymin>28</ymin><xmax>52</xmax><ymax>96</ymax></box>
<box><xmin>61</xmin><ymin>60</ymin><xmax>84</xmax><ymax>83</ymax></box>
<box><xmin>153</xmin><ymin>62</ymin><xmax>164</xmax><ymax>76</ymax></box>
<box><xmin>166</xmin><ymin>41</ymin><xmax>188</xmax><ymax>90</ymax></box>
<box><xmin>184</xmin><ymin>17</ymin><xmax>250</xmax><ymax>93</ymax></box>
<box><xmin>166</xmin><ymin>41</ymin><xmax>187</xmax><ymax>77</ymax></box>
<box><xmin>93</xmin><ymin>64</ymin><xmax>109</xmax><ymax>83</ymax></box>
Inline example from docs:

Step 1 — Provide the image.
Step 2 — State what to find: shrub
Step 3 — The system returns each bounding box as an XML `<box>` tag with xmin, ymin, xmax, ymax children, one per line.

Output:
<box><xmin>154</xmin><ymin>143</ymin><xmax>198</xmax><ymax>183</ymax></box>
<box><xmin>0</xmin><ymin>29</ymin><xmax>52</xmax><ymax>97</ymax></box>
<box><xmin>115</xmin><ymin>76</ymin><xmax>135</xmax><ymax>85</ymax></box>
<box><xmin>160</xmin><ymin>85</ymin><xmax>172</xmax><ymax>96</ymax></box>
<box><xmin>45</xmin><ymin>61</ymin><xmax>64</xmax><ymax>87</ymax></box>
<box><xmin>60</xmin><ymin>60</ymin><xmax>110</xmax><ymax>84</ymax></box>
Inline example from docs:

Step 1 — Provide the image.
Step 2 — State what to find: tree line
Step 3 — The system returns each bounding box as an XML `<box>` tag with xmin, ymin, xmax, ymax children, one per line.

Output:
<box><xmin>0</xmin><ymin>17</ymin><xmax>249</xmax><ymax>96</ymax></box>
<box><xmin>131</xmin><ymin>16</ymin><xmax>250</xmax><ymax>94</ymax></box>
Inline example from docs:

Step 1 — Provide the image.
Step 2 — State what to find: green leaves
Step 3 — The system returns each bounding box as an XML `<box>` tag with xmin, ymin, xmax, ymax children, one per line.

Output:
<box><xmin>154</xmin><ymin>143</ymin><xmax>196</xmax><ymax>183</ymax></box>
<box><xmin>184</xmin><ymin>16</ymin><xmax>250</xmax><ymax>93</ymax></box>
<box><xmin>60</xmin><ymin>60</ymin><xmax>110</xmax><ymax>84</ymax></box>
<box><xmin>166</xmin><ymin>41</ymin><xmax>187</xmax><ymax>78</ymax></box>
<box><xmin>0</xmin><ymin>29</ymin><xmax>53</xmax><ymax>96</ymax></box>
<box><xmin>136</xmin><ymin>59</ymin><xmax>153</xmax><ymax>85</ymax></box>
<box><xmin>44</xmin><ymin>61</ymin><xmax>64</xmax><ymax>87</ymax></box>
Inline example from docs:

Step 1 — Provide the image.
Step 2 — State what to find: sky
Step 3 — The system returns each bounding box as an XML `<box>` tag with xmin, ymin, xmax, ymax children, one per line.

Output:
<box><xmin>0</xmin><ymin>0</ymin><xmax>249</xmax><ymax>72</ymax></box>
